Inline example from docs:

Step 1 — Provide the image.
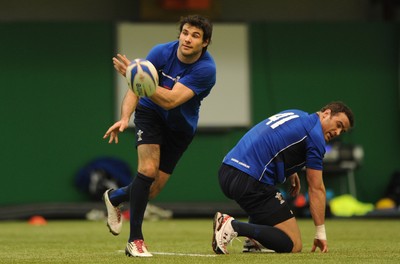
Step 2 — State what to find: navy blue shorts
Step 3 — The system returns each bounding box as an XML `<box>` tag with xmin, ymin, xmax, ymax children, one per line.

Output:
<box><xmin>218</xmin><ymin>164</ymin><xmax>294</xmax><ymax>226</ymax></box>
<box><xmin>134</xmin><ymin>105</ymin><xmax>194</xmax><ymax>174</ymax></box>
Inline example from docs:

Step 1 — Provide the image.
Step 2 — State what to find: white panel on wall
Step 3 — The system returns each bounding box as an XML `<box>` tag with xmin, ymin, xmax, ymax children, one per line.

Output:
<box><xmin>115</xmin><ymin>23</ymin><xmax>250</xmax><ymax>128</ymax></box>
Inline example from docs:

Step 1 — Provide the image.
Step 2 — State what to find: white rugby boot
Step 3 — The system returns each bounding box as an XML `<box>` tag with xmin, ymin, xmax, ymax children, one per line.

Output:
<box><xmin>125</xmin><ymin>239</ymin><xmax>153</xmax><ymax>257</ymax></box>
<box><xmin>103</xmin><ymin>189</ymin><xmax>122</xmax><ymax>235</ymax></box>
<box><xmin>212</xmin><ymin>212</ymin><xmax>238</xmax><ymax>254</ymax></box>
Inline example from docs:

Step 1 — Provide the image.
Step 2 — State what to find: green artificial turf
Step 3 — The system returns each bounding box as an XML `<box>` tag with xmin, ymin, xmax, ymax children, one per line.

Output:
<box><xmin>0</xmin><ymin>218</ymin><xmax>399</xmax><ymax>263</ymax></box>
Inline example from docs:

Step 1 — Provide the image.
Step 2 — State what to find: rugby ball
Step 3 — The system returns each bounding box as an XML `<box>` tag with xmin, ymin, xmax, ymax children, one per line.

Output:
<box><xmin>126</xmin><ymin>59</ymin><xmax>158</xmax><ymax>97</ymax></box>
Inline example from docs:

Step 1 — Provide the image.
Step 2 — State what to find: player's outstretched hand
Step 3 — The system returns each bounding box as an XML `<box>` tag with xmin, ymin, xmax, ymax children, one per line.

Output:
<box><xmin>311</xmin><ymin>238</ymin><xmax>328</xmax><ymax>253</ymax></box>
<box><xmin>112</xmin><ymin>54</ymin><xmax>131</xmax><ymax>76</ymax></box>
<box><xmin>103</xmin><ymin>120</ymin><xmax>128</xmax><ymax>144</ymax></box>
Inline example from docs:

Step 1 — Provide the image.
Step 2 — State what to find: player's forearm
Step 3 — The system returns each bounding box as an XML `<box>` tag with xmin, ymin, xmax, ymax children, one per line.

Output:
<box><xmin>309</xmin><ymin>185</ymin><xmax>328</xmax><ymax>242</ymax></box>
<box><xmin>120</xmin><ymin>89</ymin><xmax>139</xmax><ymax>121</ymax></box>
<box><xmin>308</xmin><ymin>184</ymin><xmax>326</xmax><ymax>226</ymax></box>
<box><xmin>149</xmin><ymin>87</ymin><xmax>176</xmax><ymax>110</ymax></box>
<box><xmin>149</xmin><ymin>83</ymin><xmax>195</xmax><ymax>110</ymax></box>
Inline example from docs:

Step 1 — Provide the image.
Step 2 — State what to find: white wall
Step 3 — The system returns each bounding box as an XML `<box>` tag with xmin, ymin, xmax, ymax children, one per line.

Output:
<box><xmin>115</xmin><ymin>23</ymin><xmax>251</xmax><ymax>128</ymax></box>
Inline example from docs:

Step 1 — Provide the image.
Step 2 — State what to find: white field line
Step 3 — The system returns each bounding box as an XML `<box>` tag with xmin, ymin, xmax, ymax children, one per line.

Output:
<box><xmin>117</xmin><ymin>250</ymin><xmax>217</xmax><ymax>257</ymax></box>
<box><xmin>152</xmin><ymin>252</ymin><xmax>217</xmax><ymax>257</ymax></box>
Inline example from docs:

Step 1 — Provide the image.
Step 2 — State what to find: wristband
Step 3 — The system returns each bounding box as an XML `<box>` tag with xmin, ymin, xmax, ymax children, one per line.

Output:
<box><xmin>315</xmin><ymin>224</ymin><xmax>327</xmax><ymax>240</ymax></box>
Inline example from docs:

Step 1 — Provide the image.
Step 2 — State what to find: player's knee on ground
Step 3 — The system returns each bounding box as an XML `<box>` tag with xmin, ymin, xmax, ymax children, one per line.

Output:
<box><xmin>291</xmin><ymin>238</ymin><xmax>302</xmax><ymax>253</ymax></box>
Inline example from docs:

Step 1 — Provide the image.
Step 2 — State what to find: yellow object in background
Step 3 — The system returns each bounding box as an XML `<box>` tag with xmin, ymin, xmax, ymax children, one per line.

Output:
<box><xmin>330</xmin><ymin>195</ymin><xmax>374</xmax><ymax>217</ymax></box>
<box><xmin>375</xmin><ymin>197</ymin><xmax>396</xmax><ymax>210</ymax></box>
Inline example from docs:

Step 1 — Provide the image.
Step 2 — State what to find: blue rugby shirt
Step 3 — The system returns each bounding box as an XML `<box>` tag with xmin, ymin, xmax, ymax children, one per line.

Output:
<box><xmin>138</xmin><ymin>41</ymin><xmax>216</xmax><ymax>135</ymax></box>
<box><xmin>223</xmin><ymin>110</ymin><xmax>326</xmax><ymax>185</ymax></box>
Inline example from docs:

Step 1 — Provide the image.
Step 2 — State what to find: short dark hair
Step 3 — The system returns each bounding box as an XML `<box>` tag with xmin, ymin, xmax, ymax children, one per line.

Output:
<box><xmin>178</xmin><ymin>14</ymin><xmax>213</xmax><ymax>53</ymax></box>
<box><xmin>320</xmin><ymin>101</ymin><xmax>355</xmax><ymax>128</ymax></box>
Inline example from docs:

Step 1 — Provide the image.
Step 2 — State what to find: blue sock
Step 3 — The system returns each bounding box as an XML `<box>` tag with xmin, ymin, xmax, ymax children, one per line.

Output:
<box><xmin>109</xmin><ymin>185</ymin><xmax>131</xmax><ymax>206</ymax></box>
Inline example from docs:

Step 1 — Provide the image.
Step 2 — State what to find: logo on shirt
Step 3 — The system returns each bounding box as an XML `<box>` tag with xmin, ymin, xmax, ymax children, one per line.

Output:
<box><xmin>161</xmin><ymin>71</ymin><xmax>180</xmax><ymax>83</ymax></box>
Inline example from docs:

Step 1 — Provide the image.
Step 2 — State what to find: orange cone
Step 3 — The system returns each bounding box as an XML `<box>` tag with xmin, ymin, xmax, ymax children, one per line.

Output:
<box><xmin>28</xmin><ymin>215</ymin><xmax>47</xmax><ymax>226</ymax></box>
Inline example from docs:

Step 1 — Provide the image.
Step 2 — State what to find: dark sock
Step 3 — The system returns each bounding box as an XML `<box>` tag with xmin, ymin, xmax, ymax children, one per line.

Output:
<box><xmin>128</xmin><ymin>173</ymin><xmax>154</xmax><ymax>242</ymax></box>
<box><xmin>231</xmin><ymin>220</ymin><xmax>294</xmax><ymax>253</ymax></box>
<box><xmin>109</xmin><ymin>184</ymin><xmax>131</xmax><ymax>206</ymax></box>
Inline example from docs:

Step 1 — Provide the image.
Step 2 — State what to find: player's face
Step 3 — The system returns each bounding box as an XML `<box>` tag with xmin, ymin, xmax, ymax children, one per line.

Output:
<box><xmin>320</xmin><ymin>110</ymin><xmax>351</xmax><ymax>142</ymax></box>
<box><xmin>177</xmin><ymin>24</ymin><xmax>208</xmax><ymax>63</ymax></box>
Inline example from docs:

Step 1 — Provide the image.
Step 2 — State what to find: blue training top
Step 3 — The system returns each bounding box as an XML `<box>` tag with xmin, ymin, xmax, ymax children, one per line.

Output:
<box><xmin>223</xmin><ymin>110</ymin><xmax>326</xmax><ymax>186</ymax></box>
<box><xmin>139</xmin><ymin>41</ymin><xmax>216</xmax><ymax>135</ymax></box>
